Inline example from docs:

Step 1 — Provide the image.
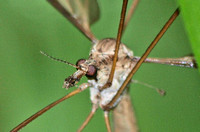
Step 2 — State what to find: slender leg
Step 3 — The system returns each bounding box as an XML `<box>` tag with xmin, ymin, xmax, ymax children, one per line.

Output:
<box><xmin>133</xmin><ymin>56</ymin><xmax>197</xmax><ymax>68</ymax></box>
<box><xmin>123</xmin><ymin>0</ymin><xmax>140</xmax><ymax>33</ymax></box>
<box><xmin>104</xmin><ymin>111</ymin><xmax>112</xmax><ymax>132</ymax></box>
<box><xmin>100</xmin><ymin>0</ymin><xmax>128</xmax><ymax>90</ymax></box>
<box><xmin>104</xmin><ymin>8</ymin><xmax>180</xmax><ymax>110</ymax></box>
<box><xmin>11</xmin><ymin>83</ymin><xmax>90</xmax><ymax>132</ymax></box>
<box><xmin>132</xmin><ymin>80</ymin><xmax>166</xmax><ymax>96</ymax></box>
<box><xmin>77</xmin><ymin>105</ymin><xmax>98</xmax><ymax>132</ymax></box>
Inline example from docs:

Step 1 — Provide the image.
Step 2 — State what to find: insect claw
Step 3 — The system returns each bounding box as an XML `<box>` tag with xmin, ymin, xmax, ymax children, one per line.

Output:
<box><xmin>156</xmin><ymin>89</ymin><xmax>166</xmax><ymax>96</ymax></box>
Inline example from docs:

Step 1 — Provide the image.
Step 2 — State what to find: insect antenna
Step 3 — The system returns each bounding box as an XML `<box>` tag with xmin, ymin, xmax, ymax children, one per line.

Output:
<box><xmin>40</xmin><ymin>51</ymin><xmax>80</xmax><ymax>69</ymax></box>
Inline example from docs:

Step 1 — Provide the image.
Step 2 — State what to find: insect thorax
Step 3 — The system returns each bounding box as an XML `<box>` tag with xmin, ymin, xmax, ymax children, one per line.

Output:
<box><xmin>88</xmin><ymin>38</ymin><xmax>136</xmax><ymax>109</ymax></box>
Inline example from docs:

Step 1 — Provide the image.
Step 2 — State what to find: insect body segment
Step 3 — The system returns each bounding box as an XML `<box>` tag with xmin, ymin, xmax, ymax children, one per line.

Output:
<box><xmin>87</xmin><ymin>38</ymin><xmax>136</xmax><ymax>109</ymax></box>
<box><xmin>62</xmin><ymin>38</ymin><xmax>135</xmax><ymax>109</ymax></box>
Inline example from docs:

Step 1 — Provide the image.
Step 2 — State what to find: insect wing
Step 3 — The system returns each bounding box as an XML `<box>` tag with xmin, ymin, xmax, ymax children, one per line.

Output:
<box><xmin>59</xmin><ymin>0</ymin><xmax>100</xmax><ymax>28</ymax></box>
<box><xmin>48</xmin><ymin>0</ymin><xmax>100</xmax><ymax>42</ymax></box>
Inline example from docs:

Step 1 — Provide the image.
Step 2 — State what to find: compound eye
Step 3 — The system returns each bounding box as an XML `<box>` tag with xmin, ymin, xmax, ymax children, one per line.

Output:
<box><xmin>76</xmin><ymin>59</ymin><xmax>86</xmax><ymax>67</ymax></box>
<box><xmin>86</xmin><ymin>65</ymin><xmax>97</xmax><ymax>77</ymax></box>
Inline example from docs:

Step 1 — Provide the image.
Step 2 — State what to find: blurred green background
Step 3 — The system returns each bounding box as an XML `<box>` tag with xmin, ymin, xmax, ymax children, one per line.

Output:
<box><xmin>1</xmin><ymin>0</ymin><xmax>200</xmax><ymax>132</ymax></box>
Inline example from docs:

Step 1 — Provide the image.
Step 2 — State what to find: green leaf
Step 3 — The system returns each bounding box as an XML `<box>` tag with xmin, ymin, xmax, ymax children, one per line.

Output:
<box><xmin>178</xmin><ymin>0</ymin><xmax>200</xmax><ymax>72</ymax></box>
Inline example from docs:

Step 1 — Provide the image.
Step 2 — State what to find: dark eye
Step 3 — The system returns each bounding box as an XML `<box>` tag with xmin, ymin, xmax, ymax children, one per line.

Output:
<box><xmin>76</xmin><ymin>59</ymin><xmax>86</xmax><ymax>67</ymax></box>
<box><xmin>86</xmin><ymin>65</ymin><xmax>97</xmax><ymax>78</ymax></box>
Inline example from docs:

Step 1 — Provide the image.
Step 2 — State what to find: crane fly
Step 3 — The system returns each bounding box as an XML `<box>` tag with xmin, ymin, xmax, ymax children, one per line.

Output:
<box><xmin>10</xmin><ymin>0</ymin><xmax>197</xmax><ymax>132</ymax></box>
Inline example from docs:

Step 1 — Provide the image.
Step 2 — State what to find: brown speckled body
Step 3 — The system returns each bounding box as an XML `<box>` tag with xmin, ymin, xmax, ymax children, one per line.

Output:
<box><xmin>87</xmin><ymin>38</ymin><xmax>136</xmax><ymax>109</ymax></box>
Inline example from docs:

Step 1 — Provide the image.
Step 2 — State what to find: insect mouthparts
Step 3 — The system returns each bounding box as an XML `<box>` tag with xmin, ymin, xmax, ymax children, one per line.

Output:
<box><xmin>63</xmin><ymin>70</ymin><xmax>86</xmax><ymax>89</ymax></box>
<box><xmin>63</xmin><ymin>75</ymin><xmax>80</xmax><ymax>89</ymax></box>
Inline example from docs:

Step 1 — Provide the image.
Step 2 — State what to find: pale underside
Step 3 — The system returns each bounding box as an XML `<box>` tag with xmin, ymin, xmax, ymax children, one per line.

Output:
<box><xmin>87</xmin><ymin>38</ymin><xmax>136</xmax><ymax>109</ymax></box>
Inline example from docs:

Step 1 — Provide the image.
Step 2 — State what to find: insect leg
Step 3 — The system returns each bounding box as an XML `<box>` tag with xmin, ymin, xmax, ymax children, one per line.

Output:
<box><xmin>77</xmin><ymin>104</ymin><xmax>98</xmax><ymax>132</ymax></box>
<box><xmin>101</xmin><ymin>0</ymin><xmax>128</xmax><ymax>90</ymax></box>
<box><xmin>104</xmin><ymin>111</ymin><xmax>112</xmax><ymax>132</ymax></box>
<box><xmin>123</xmin><ymin>0</ymin><xmax>140</xmax><ymax>33</ymax></box>
<box><xmin>132</xmin><ymin>80</ymin><xmax>166</xmax><ymax>96</ymax></box>
<box><xmin>104</xmin><ymin>8</ymin><xmax>180</xmax><ymax>110</ymax></box>
<box><xmin>133</xmin><ymin>56</ymin><xmax>197</xmax><ymax>68</ymax></box>
<box><xmin>11</xmin><ymin>83</ymin><xmax>90</xmax><ymax>132</ymax></box>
